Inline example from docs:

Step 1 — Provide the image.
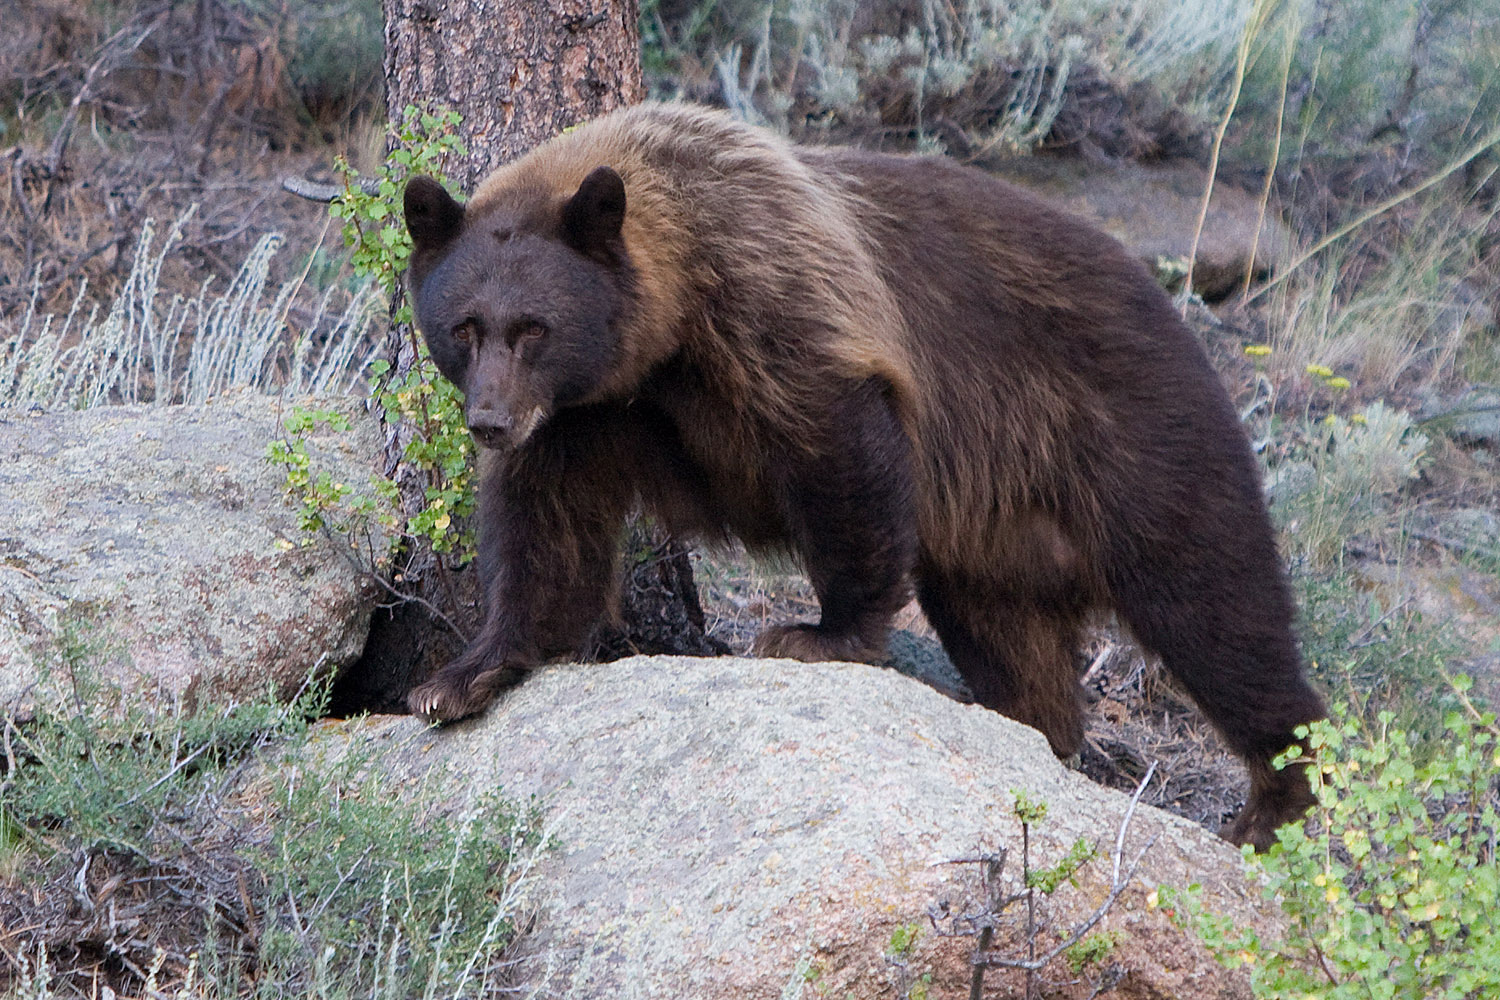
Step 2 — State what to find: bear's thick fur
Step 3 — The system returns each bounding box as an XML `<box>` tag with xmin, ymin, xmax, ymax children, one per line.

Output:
<box><xmin>401</xmin><ymin>103</ymin><xmax>1325</xmax><ymax>849</ymax></box>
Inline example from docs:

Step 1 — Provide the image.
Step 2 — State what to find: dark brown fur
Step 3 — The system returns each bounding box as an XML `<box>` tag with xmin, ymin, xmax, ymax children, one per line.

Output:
<box><xmin>401</xmin><ymin>103</ymin><xmax>1325</xmax><ymax>850</ymax></box>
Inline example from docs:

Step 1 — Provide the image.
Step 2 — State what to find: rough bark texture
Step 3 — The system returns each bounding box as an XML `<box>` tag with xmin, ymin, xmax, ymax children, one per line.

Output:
<box><xmin>340</xmin><ymin>0</ymin><xmax>709</xmax><ymax>713</ymax></box>
<box><xmin>383</xmin><ymin>0</ymin><xmax>643</xmax><ymax>187</ymax></box>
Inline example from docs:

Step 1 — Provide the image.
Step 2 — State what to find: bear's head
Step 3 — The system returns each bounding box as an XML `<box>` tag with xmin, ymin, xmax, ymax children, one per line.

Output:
<box><xmin>402</xmin><ymin>168</ymin><xmax>630</xmax><ymax>449</ymax></box>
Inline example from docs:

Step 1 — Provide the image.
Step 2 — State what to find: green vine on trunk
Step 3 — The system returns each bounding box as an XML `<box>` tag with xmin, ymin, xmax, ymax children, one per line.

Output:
<box><xmin>268</xmin><ymin>105</ymin><xmax>477</xmax><ymax>561</ymax></box>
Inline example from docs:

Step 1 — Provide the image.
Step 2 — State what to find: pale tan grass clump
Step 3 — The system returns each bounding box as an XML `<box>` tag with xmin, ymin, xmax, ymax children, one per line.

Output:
<box><xmin>0</xmin><ymin>208</ymin><xmax>380</xmax><ymax>411</ymax></box>
<box><xmin>1259</xmin><ymin>197</ymin><xmax>1498</xmax><ymax>397</ymax></box>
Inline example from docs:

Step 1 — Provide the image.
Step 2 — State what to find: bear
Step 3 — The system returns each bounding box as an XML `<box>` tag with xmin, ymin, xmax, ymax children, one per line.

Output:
<box><xmin>400</xmin><ymin>102</ymin><xmax>1325</xmax><ymax>850</ymax></box>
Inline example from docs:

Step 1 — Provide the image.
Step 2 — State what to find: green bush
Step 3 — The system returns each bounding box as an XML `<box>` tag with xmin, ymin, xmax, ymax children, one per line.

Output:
<box><xmin>271</xmin><ymin>105</ymin><xmax>478</xmax><ymax>562</ymax></box>
<box><xmin>1176</xmin><ymin>695</ymin><xmax>1500</xmax><ymax>999</ymax></box>
<box><xmin>645</xmin><ymin>0</ymin><xmax>1245</xmax><ymax>150</ymax></box>
<box><xmin>255</xmin><ymin>757</ymin><xmax>543</xmax><ymax>999</ymax></box>
<box><xmin>1</xmin><ymin>633</ymin><xmax>544</xmax><ymax>999</ymax></box>
<box><xmin>2</xmin><ymin>627</ymin><xmax>317</xmax><ymax>862</ymax></box>
<box><xmin>281</xmin><ymin>0</ymin><xmax>385</xmax><ymax>122</ymax></box>
<box><xmin>1270</xmin><ymin>400</ymin><xmax>1429</xmax><ymax>570</ymax></box>
<box><xmin>1234</xmin><ymin>0</ymin><xmax>1500</xmax><ymax>165</ymax></box>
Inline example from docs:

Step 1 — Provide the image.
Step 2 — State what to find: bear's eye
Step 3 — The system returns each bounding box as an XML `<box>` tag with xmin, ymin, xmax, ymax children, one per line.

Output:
<box><xmin>506</xmin><ymin>320</ymin><xmax>547</xmax><ymax>350</ymax></box>
<box><xmin>452</xmin><ymin>320</ymin><xmax>477</xmax><ymax>344</ymax></box>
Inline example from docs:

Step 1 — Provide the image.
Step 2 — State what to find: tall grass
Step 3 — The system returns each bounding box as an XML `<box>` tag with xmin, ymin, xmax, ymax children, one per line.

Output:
<box><xmin>1254</xmin><ymin>189</ymin><xmax>1498</xmax><ymax>396</ymax></box>
<box><xmin>0</xmin><ymin>208</ymin><xmax>380</xmax><ymax>411</ymax></box>
<box><xmin>1232</xmin><ymin>0</ymin><xmax>1500</xmax><ymax>163</ymax></box>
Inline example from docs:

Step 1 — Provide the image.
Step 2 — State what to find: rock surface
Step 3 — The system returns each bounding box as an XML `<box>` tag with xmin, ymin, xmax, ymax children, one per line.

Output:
<box><xmin>1419</xmin><ymin>385</ymin><xmax>1500</xmax><ymax>447</ymax></box>
<box><xmin>0</xmin><ymin>392</ymin><xmax>383</xmax><ymax>715</ymax></box>
<box><xmin>994</xmin><ymin>158</ymin><xmax>1294</xmax><ymax>300</ymax></box>
<box><xmin>1357</xmin><ymin>548</ymin><xmax>1500</xmax><ymax>706</ymax></box>
<box><xmin>324</xmin><ymin>655</ymin><xmax>1283</xmax><ymax>1000</ymax></box>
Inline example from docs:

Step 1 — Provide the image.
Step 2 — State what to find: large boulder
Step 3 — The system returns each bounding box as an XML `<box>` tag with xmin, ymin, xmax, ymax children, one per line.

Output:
<box><xmin>324</xmin><ymin>655</ymin><xmax>1284</xmax><ymax>999</ymax></box>
<box><xmin>993</xmin><ymin>158</ymin><xmax>1294</xmax><ymax>300</ymax></box>
<box><xmin>0</xmin><ymin>392</ymin><xmax>383</xmax><ymax>716</ymax></box>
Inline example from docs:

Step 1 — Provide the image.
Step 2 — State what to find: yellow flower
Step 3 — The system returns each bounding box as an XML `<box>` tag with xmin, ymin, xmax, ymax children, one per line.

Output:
<box><xmin>1306</xmin><ymin>363</ymin><xmax>1334</xmax><ymax>377</ymax></box>
<box><xmin>1351</xmin><ymin>413</ymin><xmax>1368</xmax><ymax>425</ymax></box>
<box><xmin>434</xmin><ymin>513</ymin><xmax>452</xmax><ymax>530</ymax></box>
<box><xmin>1326</xmin><ymin>885</ymin><xmax>1341</xmax><ymax>903</ymax></box>
<box><xmin>1327</xmin><ymin>376</ymin><xmax>1351</xmax><ymax>390</ymax></box>
<box><xmin>1244</xmin><ymin>344</ymin><xmax>1273</xmax><ymax>357</ymax></box>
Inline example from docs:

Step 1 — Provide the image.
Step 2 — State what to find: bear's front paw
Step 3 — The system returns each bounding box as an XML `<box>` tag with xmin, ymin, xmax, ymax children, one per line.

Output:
<box><xmin>752</xmin><ymin>623</ymin><xmax>883</xmax><ymax>664</ymax></box>
<box><xmin>407</xmin><ymin>664</ymin><xmax>523</xmax><ymax>724</ymax></box>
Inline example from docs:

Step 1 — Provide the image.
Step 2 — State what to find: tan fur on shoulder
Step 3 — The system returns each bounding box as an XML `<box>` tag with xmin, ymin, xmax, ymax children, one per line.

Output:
<box><xmin>470</xmin><ymin>104</ymin><xmax>920</xmax><ymax>436</ymax></box>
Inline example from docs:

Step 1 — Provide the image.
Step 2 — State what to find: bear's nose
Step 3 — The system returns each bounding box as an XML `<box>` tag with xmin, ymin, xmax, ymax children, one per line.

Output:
<box><xmin>468</xmin><ymin>406</ymin><xmax>514</xmax><ymax>449</ymax></box>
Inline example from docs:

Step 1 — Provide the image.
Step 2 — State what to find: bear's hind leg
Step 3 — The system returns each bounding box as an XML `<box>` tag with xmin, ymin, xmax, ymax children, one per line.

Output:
<box><xmin>1108</xmin><ymin>539</ymin><xmax>1325</xmax><ymax>850</ymax></box>
<box><xmin>917</xmin><ymin>571</ymin><xmax>1088</xmax><ymax>758</ymax></box>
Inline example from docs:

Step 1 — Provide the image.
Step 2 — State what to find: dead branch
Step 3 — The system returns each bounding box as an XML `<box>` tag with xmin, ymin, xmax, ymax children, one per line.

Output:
<box><xmin>978</xmin><ymin>764</ymin><xmax>1160</xmax><ymax>974</ymax></box>
<box><xmin>931</xmin><ymin>763</ymin><xmax>1162</xmax><ymax>1000</ymax></box>
<box><xmin>47</xmin><ymin>6</ymin><xmax>170</xmax><ymax>189</ymax></box>
<box><xmin>281</xmin><ymin>175</ymin><xmax>383</xmax><ymax>202</ymax></box>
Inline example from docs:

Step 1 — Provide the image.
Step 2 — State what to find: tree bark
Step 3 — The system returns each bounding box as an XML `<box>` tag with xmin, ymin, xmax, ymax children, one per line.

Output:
<box><xmin>382</xmin><ymin>0</ymin><xmax>642</xmax><ymax>187</ymax></box>
<box><xmin>337</xmin><ymin>0</ymin><xmax>716</xmax><ymax>715</ymax></box>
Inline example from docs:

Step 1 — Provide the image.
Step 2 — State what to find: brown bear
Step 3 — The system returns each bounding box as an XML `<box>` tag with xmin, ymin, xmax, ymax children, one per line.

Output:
<box><xmin>401</xmin><ymin>102</ymin><xmax>1325</xmax><ymax>850</ymax></box>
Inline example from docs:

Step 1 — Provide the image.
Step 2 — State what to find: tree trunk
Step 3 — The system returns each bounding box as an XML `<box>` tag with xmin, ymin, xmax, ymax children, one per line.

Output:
<box><xmin>335</xmin><ymin>0</ymin><xmax>717</xmax><ymax>716</ymax></box>
<box><xmin>382</xmin><ymin>0</ymin><xmax>643</xmax><ymax>186</ymax></box>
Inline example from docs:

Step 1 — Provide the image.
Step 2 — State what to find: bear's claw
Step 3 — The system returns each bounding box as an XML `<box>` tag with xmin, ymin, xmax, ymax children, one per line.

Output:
<box><xmin>407</xmin><ymin>665</ymin><xmax>520</xmax><ymax>724</ymax></box>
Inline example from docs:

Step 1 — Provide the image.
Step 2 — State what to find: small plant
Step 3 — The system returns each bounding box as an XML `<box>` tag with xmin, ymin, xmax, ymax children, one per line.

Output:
<box><xmin>3</xmin><ymin>625</ymin><xmax>319</xmax><ymax>861</ymax></box>
<box><xmin>1272</xmin><ymin>399</ymin><xmax>1429</xmax><ymax>569</ymax></box>
<box><xmin>255</xmin><ymin>753</ymin><xmax>544</xmax><ymax>998</ymax></box>
<box><xmin>266</xmin><ymin>405</ymin><xmax>389</xmax><ymax>541</ymax></box>
<box><xmin>270</xmin><ymin>105</ymin><xmax>478</xmax><ymax>562</ymax></box>
<box><xmin>0</xmin><ymin>630</ymin><xmax>321</xmax><ymax>991</ymax></box>
<box><xmin>1316</xmin><ymin>402</ymin><xmax>1428</xmax><ymax>500</ymax></box>
<box><xmin>885</xmin><ymin>921</ymin><xmax>934</xmax><ymax>1000</ymax></box>
<box><xmin>330</xmin><ymin>106</ymin><xmax>466</xmax><ymax>308</ymax></box>
<box><xmin>930</xmin><ymin>779</ymin><xmax>1150</xmax><ymax>999</ymax></box>
<box><xmin>1</xmin><ymin>627</ymin><xmax>545</xmax><ymax>999</ymax></box>
<box><xmin>1173</xmin><ymin>689</ymin><xmax>1500</xmax><ymax>999</ymax></box>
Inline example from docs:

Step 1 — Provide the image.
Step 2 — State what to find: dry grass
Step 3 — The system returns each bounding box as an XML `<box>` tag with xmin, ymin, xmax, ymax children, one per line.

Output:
<box><xmin>0</xmin><ymin>208</ymin><xmax>380</xmax><ymax>409</ymax></box>
<box><xmin>0</xmin><ymin>0</ymin><xmax>385</xmax><ymax>323</ymax></box>
<box><xmin>1076</xmin><ymin>630</ymin><xmax>1247</xmax><ymax>832</ymax></box>
<box><xmin>1253</xmin><ymin>202</ymin><xmax>1500</xmax><ymax>404</ymax></box>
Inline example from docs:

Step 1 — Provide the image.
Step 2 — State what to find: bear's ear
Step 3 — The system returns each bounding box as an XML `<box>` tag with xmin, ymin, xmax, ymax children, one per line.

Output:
<box><xmin>404</xmin><ymin>176</ymin><xmax>465</xmax><ymax>251</ymax></box>
<box><xmin>561</xmin><ymin>166</ymin><xmax>626</xmax><ymax>259</ymax></box>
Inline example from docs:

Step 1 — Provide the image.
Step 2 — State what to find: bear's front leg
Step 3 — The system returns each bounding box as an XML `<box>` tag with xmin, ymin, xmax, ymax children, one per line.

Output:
<box><xmin>408</xmin><ymin>410</ymin><xmax>636</xmax><ymax>723</ymax></box>
<box><xmin>752</xmin><ymin>378</ymin><xmax>917</xmax><ymax>664</ymax></box>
